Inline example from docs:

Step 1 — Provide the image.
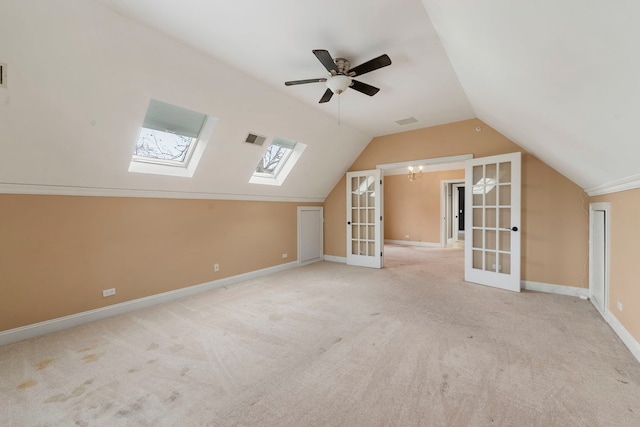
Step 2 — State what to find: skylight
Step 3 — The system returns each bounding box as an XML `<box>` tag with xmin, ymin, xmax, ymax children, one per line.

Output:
<box><xmin>129</xmin><ymin>99</ymin><xmax>217</xmax><ymax>177</ymax></box>
<box><xmin>250</xmin><ymin>137</ymin><xmax>306</xmax><ymax>186</ymax></box>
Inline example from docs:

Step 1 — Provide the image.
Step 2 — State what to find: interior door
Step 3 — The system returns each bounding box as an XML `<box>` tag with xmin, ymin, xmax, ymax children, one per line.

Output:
<box><xmin>346</xmin><ymin>169</ymin><xmax>383</xmax><ymax>268</ymax></box>
<box><xmin>465</xmin><ymin>152</ymin><xmax>521</xmax><ymax>291</ymax></box>
<box><xmin>298</xmin><ymin>206</ymin><xmax>323</xmax><ymax>266</ymax></box>
<box><xmin>590</xmin><ymin>209</ymin><xmax>606</xmax><ymax>315</ymax></box>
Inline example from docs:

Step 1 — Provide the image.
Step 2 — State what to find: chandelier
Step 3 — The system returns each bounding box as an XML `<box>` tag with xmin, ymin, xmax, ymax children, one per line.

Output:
<box><xmin>408</xmin><ymin>166</ymin><xmax>423</xmax><ymax>183</ymax></box>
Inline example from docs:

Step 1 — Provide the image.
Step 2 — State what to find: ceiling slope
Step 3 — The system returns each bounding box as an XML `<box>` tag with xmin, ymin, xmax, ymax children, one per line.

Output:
<box><xmin>0</xmin><ymin>0</ymin><xmax>373</xmax><ymax>201</ymax></box>
<box><xmin>422</xmin><ymin>0</ymin><xmax>640</xmax><ymax>191</ymax></box>
<box><xmin>94</xmin><ymin>0</ymin><xmax>474</xmax><ymax>136</ymax></box>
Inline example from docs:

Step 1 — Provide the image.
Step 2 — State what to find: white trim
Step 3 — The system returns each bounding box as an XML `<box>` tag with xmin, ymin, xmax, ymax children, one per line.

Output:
<box><xmin>589</xmin><ymin>202</ymin><xmax>611</xmax><ymax>318</ymax></box>
<box><xmin>523</xmin><ymin>280</ymin><xmax>640</xmax><ymax>364</ymax></box>
<box><xmin>606</xmin><ymin>313</ymin><xmax>640</xmax><ymax>364</ymax></box>
<box><xmin>297</xmin><ymin>206</ymin><xmax>324</xmax><ymax>266</ymax></box>
<box><xmin>128</xmin><ymin>115</ymin><xmax>218</xmax><ymax>178</ymax></box>
<box><xmin>586</xmin><ymin>174</ymin><xmax>640</xmax><ymax>196</ymax></box>
<box><xmin>323</xmin><ymin>255</ymin><xmax>346</xmax><ymax>263</ymax></box>
<box><xmin>376</xmin><ymin>154</ymin><xmax>473</xmax><ymax>171</ymax></box>
<box><xmin>521</xmin><ymin>280</ymin><xmax>589</xmax><ymax>298</ymax></box>
<box><xmin>249</xmin><ymin>141</ymin><xmax>307</xmax><ymax>186</ymax></box>
<box><xmin>0</xmin><ymin>261</ymin><xmax>298</xmax><ymax>347</ymax></box>
<box><xmin>0</xmin><ymin>183</ymin><xmax>323</xmax><ymax>203</ymax></box>
<box><xmin>385</xmin><ymin>239</ymin><xmax>440</xmax><ymax>248</ymax></box>
<box><xmin>441</xmin><ymin>179</ymin><xmax>465</xmax><ymax>248</ymax></box>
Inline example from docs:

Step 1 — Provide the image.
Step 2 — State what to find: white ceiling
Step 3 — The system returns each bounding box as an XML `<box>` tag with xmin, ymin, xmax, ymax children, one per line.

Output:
<box><xmin>422</xmin><ymin>0</ymin><xmax>640</xmax><ymax>191</ymax></box>
<box><xmin>2</xmin><ymin>0</ymin><xmax>639</xmax><ymax>199</ymax></box>
<box><xmin>94</xmin><ymin>0</ymin><xmax>475</xmax><ymax>137</ymax></box>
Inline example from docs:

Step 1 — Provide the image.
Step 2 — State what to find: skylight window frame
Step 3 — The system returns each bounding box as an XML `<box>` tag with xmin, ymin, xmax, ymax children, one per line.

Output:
<box><xmin>131</xmin><ymin>129</ymin><xmax>198</xmax><ymax>168</ymax></box>
<box><xmin>249</xmin><ymin>137</ymin><xmax>306</xmax><ymax>186</ymax></box>
<box><xmin>128</xmin><ymin>99</ymin><xmax>217</xmax><ymax>178</ymax></box>
<box><xmin>252</xmin><ymin>143</ymin><xmax>295</xmax><ymax>179</ymax></box>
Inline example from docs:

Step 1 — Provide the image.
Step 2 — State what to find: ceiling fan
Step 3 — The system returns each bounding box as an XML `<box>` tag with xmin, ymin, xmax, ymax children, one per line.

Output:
<box><xmin>285</xmin><ymin>49</ymin><xmax>392</xmax><ymax>103</ymax></box>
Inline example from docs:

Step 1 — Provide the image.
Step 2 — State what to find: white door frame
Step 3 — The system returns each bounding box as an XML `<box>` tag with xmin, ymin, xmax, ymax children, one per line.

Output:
<box><xmin>298</xmin><ymin>206</ymin><xmax>324</xmax><ymax>266</ymax></box>
<box><xmin>589</xmin><ymin>202</ymin><xmax>610</xmax><ymax>318</ymax></box>
<box><xmin>452</xmin><ymin>183</ymin><xmax>465</xmax><ymax>242</ymax></box>
<box><xmin>440</xmin><ymin>179</ymin><xmax>465</xmax><ymax>248</ymax></box>
<box><xmin>464</xmin><ymin>152</ymin><xmax>522</xmax><ymax>292</ymax></box>
<box><xmin>346</xmin><ymin>169</ymin><xmax>383</xmax><ymax>268</ymax></box>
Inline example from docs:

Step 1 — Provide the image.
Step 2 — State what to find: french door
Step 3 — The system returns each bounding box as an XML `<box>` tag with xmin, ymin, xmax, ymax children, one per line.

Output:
<box><xmin>346</xmin><ymin>169</ymin><xmax>383</xmax><ymax>268</ymax></box>
<box><xmin>465</xmin><ymin>152</ymin><xmax>521</xmax><ymax>291</ymax></box>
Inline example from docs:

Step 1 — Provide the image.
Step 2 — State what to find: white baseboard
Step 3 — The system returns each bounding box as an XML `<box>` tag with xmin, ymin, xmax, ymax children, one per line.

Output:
<box><xmin>323</xmin><ymin>255</ymin><xmax>346</xmax><ymax>264</ymax></box>
<box><xmin>522</xmin><ymin>280</ymin><xmax>639</xmax><ymax>364</ymax></box>
<box><xmin>606</xmin><ymin>312</ymin><xmax>640</xmax><ymax>364</ymax></box>
<box><xmin>385</xmin><ymin>239</ymin><xmax>441</xmax><ymax>248</ymax></box>
<box><xmin>522</xmin><ymin>280</ymin><xmax>589</xmax><ymax>298</ymax></box>
<box><xmin>0</xmin><ymin>261</ymin><xmax>298</xmax><ymax>347</ymax></box>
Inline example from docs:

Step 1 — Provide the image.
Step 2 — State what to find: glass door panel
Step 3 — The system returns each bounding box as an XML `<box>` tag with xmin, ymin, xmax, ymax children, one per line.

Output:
<box><xmin>465</xmin><ymin>153</ymin><xmax>521</xmax><ymax>291</ymax></box>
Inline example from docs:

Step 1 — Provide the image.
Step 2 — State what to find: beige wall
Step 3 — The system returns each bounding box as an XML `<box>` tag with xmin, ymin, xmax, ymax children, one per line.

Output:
<box><xmin>592</xmin><ymin>188</ymin><xmax>640</xmax><ymax>342</ymax></box>
<box><xmin>385</xmin><ymin>170</ymin><xmax>464</xmax><ymax>244</ymax></box>
<box><xmin>0</xmin><ymin>195</ymin><xmax>318</xmax><ymax>331</ymax></box>
<box><xmin>324</xmin><ymin>118</ymin><xmax>590</xmax><ymax>288</ymax></box>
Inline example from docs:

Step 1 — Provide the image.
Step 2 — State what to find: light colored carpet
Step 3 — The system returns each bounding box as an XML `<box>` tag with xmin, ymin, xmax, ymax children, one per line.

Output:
<box><xmin>1</xmin><ymin>245</ymin><xmax>640</xmax><ymax>426</ymax></box>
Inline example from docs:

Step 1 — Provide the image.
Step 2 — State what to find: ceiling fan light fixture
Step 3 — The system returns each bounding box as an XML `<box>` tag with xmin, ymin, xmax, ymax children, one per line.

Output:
<box><xmin>326</xmin><ymin>75</ymin><xmax>352</xmax><ymax>94</ymax></box>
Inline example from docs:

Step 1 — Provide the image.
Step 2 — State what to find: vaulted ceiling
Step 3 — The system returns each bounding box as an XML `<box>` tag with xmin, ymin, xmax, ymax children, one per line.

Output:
<box><xmin>1</xmin><ymin>0</ymin><xmax>638</xmax><ymax>200</ymax></box>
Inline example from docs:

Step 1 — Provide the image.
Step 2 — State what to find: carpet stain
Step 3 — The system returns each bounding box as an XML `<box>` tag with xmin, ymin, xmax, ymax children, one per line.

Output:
<box><xmin>370</xmin><ymin>312</ymin><xmax>381</xmax><ymax>316</ymax></box>
<box><xmin>440</xmin><ymin>373</ymin><xmax>449</xmax><ymax>395</ymax></box>
<box><xmin>17</xmin><ymin>379</ymin><xmax>37</xmax><ymax>390</ymax></box>
<box><xmin>170</xmin><ymin>344</ymin><xmax>184</xmax><ymax>353</ymax></box>
<box><xmin>147</xmin><ymin>358</ymin><xmax>158</xmax><ymax>364</ymax></box>
<box><xmin>45</xmin><ymin>393</ymin><xmax>67</xmax><ymax>403</ymax></box>
<box><xmin>147</xmin><ymin>342</ymin><xmax>159</xmax><ymax>351</ymax></box>
<box><xmin>618</xmin><ymin>379</ymin><xmax>629</xmax><ymax>384</ymax></box>
<box><xmin>128</xmin><ymin>368</ymin><xmax>139</xmax><ymax>373</ymax></box>
<box><xmin>70</xmin><ymin>386</ymin><xmax>86</xmax><ymax>397</ymax></box>
<box><xmin>318</xmin><ymin>347</ymin><xmax>326</xmax><ymax>354</ymax></box>
<box><xmin>76</xmin><ymin>346</ymin><xmax>94</xmax><ymax>353</ymax></box>
<box><xmin>118</xmin><ymin>399</ymin><xmax>145</xmax><ymax>416</ymax></box>
<box><xmin>269</xmin><ymin>313</ymin><xmax>282</xmax><ymax>321</ymax></box>
<box><xmin>84</xmin><ymin>379</ymin><xmax>94</xmax><ymax>385</ymax></box>
<box><xmin>333</xmin><ymin>337</ymin><xmax>343</xmax><ymax>344</ymax></box>
<box><xmin>167</xmin><ymin>391</ymin><xmax>180</xmax><ymax>402</ymax></box>
<box><xmin>82</xmin><ymin>353</ymin><xmax>103</xmax><ymax>363</ymax></box>
<box><xmin>35</xmin><ymin>358</ymin><xmax>55</xmax><ymax>370</ymax></box>
<box><xmin>180</xmin><ymin>367</ymin><xmax>189</xmax><ymax>376</ymax></box>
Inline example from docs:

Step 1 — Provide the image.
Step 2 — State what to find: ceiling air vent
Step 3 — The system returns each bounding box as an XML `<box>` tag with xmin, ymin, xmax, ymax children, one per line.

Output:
<box><xmin>0</xmin><ymin>63</ymin><xmax>6</xmax><ymax>88</ymax></box>
<box><xmin>245</xmin><ymin>133</ymin><xmax>266</xmax><ymax>146</ymax></box>
<box><xmin>395</xmin><ymin>117</ymin><xmax>418</xmax><ymax>126</ymax></box>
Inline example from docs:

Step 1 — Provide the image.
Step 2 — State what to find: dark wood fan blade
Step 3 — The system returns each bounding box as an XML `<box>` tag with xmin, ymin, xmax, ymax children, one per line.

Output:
<box><xmin>350</xmin><ymin>80</ymin><xmax>380</xmax><ymax>96</ymax></box>
<box><xmin>349</xmin><ymin>54</ymin><xmax>392</xmax><ymax>77</ymax></box>
<box><xmin>313</xmin><ymin>49</ymin><xmax>337</xmax><ymax>74</ymax></box>
<box><xmin>285</xmin><ymin>78</ymin><xmax>327</xmax><ymax>86</ymax></box>
<box><xmin>319</xmin><ymin>88</ymin><xmax>334</xmax><ymax>103</ymax></box>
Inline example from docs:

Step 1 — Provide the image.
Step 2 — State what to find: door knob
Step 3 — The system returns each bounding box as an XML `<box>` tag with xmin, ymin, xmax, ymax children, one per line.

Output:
<box><xmin>347</xmin><ymin>221</ymin><xmax>351</xmax><ymax>225</ymax></box>
<box><xmin>510</xmin><ymin>226</ymin><xmax>518</xmax><ymax>232</ymax></box>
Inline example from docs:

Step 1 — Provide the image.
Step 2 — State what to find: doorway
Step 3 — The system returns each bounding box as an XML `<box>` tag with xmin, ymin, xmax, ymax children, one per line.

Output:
<box><xmin>589</xmin><ymin>202</ymin><xmax>610</xmax><ymax>317</ymax></box>
<box><xmin>441</xmin><ymin>180</ymin><xmax>466</xmax><ymax>248</ymax></box>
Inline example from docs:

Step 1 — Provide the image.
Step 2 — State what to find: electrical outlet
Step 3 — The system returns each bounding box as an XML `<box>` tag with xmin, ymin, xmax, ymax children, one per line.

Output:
<box><xmin>102</xmin><ymin>288</ymin><xmax>116</xmax><ymax>297</ymax></box>
<box><xmin>617</xmin><ymin>301</ymin><xmax>623</xmax><ymax>311</ymax></box>
<box><xmin>282</xmin><ymin>253</ymin><xmax>288</xmax><ymax>259</ymax></box>
<box><xmin>214</xmin><ymin>263</ymin><xmax>219</xmax><ymax>272</ymax></box>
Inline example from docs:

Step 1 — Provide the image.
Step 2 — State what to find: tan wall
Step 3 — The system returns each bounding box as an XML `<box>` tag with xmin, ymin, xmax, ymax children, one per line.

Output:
<box><xmin>324</xmin><ymin>118</ymin><xmax>590</xmax><ymax>288</ymax></box>
<box><xmin>385</xmin><ymin>170</ymin><xmax>464</xmax><ymax>244</ymax></box>
<box><xmin>592</xmin><ymin>188</ymin><xmax>640</xmax><ymax>343</ymax></box>
<box><xmin>0</xmin><ymin>195</ymin><xmax>318</xmax><ymax>331</ymax></box>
